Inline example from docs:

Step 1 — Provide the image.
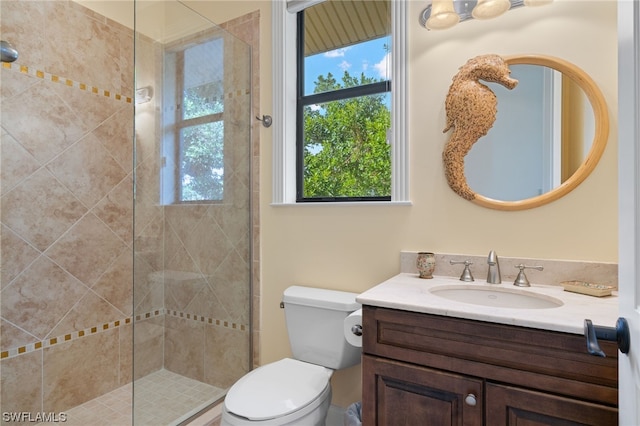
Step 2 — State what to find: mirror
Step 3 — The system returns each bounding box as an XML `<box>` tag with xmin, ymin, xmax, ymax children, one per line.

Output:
<box><xmin>442</xmin><ymin>54</ymin><xmax>609</xmax><ymax>210</ymax></box>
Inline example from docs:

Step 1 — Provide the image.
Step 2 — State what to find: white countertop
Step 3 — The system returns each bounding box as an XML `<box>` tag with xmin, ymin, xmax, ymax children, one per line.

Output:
<box><xmin>356</xmin><ymin>273</ymin><xmax>619</xmax><ymax>335</ymax></box>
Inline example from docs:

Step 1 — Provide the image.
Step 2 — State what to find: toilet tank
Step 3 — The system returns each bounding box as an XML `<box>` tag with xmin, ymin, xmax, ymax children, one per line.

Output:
<box><xmin>282</xmin><ymin>286</ymin><xmax>362</xmax><ymax>370</ymax></box>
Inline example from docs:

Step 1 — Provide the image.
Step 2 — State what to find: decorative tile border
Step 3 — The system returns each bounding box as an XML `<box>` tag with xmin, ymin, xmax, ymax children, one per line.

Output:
<box><xmin>165</xmin><ymin>309</ymin><xmax>247</xmax><ymax>331</ymax></box>
<box><xmin>1</xmin><ymin>309</ymin><xmax>247</xmax><ymax>361</ymax></box>
<box><xmin>1</xmin><ymin>61</ymin><xmax>133</xmax><ymax>104</ymax></box>
<box><xmin>135</xmin><ymin>309</ymin><xmax>164</xmax><ymax>322</ymax></box>
<box><xmin>1</xmin><ymin>62</ymin><xmax>249</xmax><ymax>106</ymax></box>
<box><xmin>1</xmin><ymin>317</ymin><xmax>132</xmax><ymax>361</ymax></box>
<box><xmin>169</xmin><ymin>88</ymin><xmax>250</xmax><ymax>115</ymax></box>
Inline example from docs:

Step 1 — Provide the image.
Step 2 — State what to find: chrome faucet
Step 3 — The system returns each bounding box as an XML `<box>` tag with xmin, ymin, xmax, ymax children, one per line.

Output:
<box><xmin>487</xmin><ymin>250</ymin><xmax>501</xmax><ymax>284</ymax></box>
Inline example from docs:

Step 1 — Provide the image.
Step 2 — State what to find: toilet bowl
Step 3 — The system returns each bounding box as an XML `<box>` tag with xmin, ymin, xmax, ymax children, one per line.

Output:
<box><xmin>220</xmin><ymin>286</ymin><xmax>362</xmax><ymax>426</ymax></box>
<box><xmin>221</xmin><ymin>358</ymin><xmax>332</xmax><ymax>426</ymax></box>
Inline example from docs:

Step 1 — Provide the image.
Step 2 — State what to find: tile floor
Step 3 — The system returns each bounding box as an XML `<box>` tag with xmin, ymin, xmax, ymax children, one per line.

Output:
<box><xmin>188</xmin><ymin>401</ymin><xmax>348</xmax><ymax>426</ymax></box>
<box><xmin>38</xmin><ymin>369</ymin><xmax>225</xmax><ymax>426</ymax></box>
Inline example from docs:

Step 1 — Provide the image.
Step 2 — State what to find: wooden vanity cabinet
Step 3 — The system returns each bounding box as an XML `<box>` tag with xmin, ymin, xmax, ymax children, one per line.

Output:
<box><xmin>362</xmin><ymin>306</ymin><xmax>618</xmax><ymax>426</ymax></box>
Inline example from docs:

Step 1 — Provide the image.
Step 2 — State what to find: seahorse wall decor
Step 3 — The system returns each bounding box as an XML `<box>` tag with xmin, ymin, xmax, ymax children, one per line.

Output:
<box><xmin>442</xmin><ymin>54</ymin><xmax>519</xmax><ymax>201</ymax></box>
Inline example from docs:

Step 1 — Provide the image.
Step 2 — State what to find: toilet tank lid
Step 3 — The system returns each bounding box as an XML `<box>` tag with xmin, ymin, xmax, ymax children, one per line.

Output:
<box><xmin>225</xmin><ymin>358</ymin><xmax>332</xmax><ymax>420</ymax></box>
<box><xmin>283</xmin><ymin>286</ymin><xmax>361</xmax><ymax>311</ymax></box>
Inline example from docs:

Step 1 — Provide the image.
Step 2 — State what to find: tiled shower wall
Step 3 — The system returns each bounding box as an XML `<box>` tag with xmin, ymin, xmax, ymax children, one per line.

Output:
<box><xmin>0</xmin><ymin>0</ymin><xmax>135</xmax><ymax>416</ymax></box>
<box><xmin>132</xmin><ymin>11</ymin><xmax>257</xmax><ymax>390</ymax></box>
<box><xmin>1</xmin><ymin>0</ymin><xmax>259</xmax><ymax>419</ymax></box>
<box><xmin>219</xmin><ymin>9</ymin><xmax>262</xmax><ymax>372</ymax></box>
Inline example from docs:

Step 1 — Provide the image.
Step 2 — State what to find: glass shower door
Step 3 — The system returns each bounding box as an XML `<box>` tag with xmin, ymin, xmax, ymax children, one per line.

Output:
<box><xmin>0</xmin><ymin>1</ymin><xmax>252</xmax><ymax>423</ymax></box>
<box><xmin>133</xmin><ymin>1</ymin><xmax>253</xmax><ymax>424</ymax></box>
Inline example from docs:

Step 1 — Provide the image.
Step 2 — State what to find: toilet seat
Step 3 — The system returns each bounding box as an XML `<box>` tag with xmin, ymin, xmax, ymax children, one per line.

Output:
<box><xmin>224</xmin><ymin>358</ymin><xmax>333</xmax><ymax>421</ymax></box>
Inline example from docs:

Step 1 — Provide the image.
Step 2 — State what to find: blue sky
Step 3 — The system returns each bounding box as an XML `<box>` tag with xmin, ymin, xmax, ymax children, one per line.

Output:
<box><xmin>303</xmin><ymin>36</ymin><xmax>391</xmax><ymax>95</ymax></box>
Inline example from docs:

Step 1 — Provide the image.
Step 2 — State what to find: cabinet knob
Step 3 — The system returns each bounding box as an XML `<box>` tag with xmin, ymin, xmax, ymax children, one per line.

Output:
<box><xmin>464</xmin><ymin>393</ymin><xmax>477</xmax><ymax>406</ymax></box>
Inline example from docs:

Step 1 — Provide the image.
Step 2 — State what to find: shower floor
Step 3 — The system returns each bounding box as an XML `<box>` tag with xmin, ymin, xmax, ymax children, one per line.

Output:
<box><xmin>39</xmin><ymin>369</ymin><xmax>226</xmax><ymax>426</ymax></box>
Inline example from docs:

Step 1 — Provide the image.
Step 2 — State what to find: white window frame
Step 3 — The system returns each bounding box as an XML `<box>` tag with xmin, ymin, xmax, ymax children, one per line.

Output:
<box><xmin>161</xmin><ymin>33</ymin><xmax>227</xmax><ymax>206</ymax></box>
<box><xmin>271</xmin><ymin>0</ymin><xmax>409</xmax><ymax>204</ymax></box>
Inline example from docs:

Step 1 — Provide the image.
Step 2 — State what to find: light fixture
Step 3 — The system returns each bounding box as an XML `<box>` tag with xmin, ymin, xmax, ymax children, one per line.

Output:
<box><xmin>523</xmin><ymin>0</ymin><xmax>553</xmax><ymax>6</ymax></box>
<box><xmin>419</xmin><ymin>0</ymin><xmax>552</xmax><ymax>30</ymax></box>
<box><xmin>426</xmin><ymin>0</ymin><xmax>460</xmax><ymax>30</ymax></box>
<box><xmin>472</xmin><ymin>0</ymin><xmax>511</xmax><ymax>19</ymax></box>
<box><xmin>135</xmin><ymin>86</ymin><xmax>153</xmax><ymax>104</ymax></box>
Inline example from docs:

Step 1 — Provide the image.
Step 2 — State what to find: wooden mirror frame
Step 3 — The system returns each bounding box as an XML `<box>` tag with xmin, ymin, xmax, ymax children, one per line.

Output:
<box><xmin>446</xmin><ymin>54</ymin><xmax>610</xmax><ymax>211</ymax></box>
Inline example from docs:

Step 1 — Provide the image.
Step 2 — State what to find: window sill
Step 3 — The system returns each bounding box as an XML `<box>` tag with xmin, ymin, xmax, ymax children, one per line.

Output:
<box><xmin>270</xmin><ymin>201</ymin><xmax>412</xmax><ymax>207</ymax></box>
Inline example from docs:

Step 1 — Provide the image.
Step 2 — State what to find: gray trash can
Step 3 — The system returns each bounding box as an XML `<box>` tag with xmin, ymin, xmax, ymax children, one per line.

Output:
<box><xmin>344</xmin><ymin>402</ymin><xmax>362</xmax><ymax>426</ymax></box>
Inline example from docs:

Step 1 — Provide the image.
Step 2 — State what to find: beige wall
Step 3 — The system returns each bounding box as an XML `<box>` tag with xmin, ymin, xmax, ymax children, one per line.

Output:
<box><xmin>167</xmin><ymin>0</ymin><xmax>618</xmax><ymax>409</ymax></box>
<box><xmin>185</xmin><ymin>0</ymin><xmax>619</xmax><ymax>409</ymax></box>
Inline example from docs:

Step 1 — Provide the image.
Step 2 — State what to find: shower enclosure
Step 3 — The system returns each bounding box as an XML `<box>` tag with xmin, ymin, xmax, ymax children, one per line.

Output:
<box><xmin>0</xmin><ymin>1</ymin><xmax>256</xmax><ymax>424</ymax></box>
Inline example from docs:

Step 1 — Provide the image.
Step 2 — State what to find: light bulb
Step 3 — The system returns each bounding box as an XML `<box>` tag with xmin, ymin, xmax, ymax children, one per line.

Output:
<box><xmin>472</xmin><ymin>0</ymin><xmax>511</xmax><ymax>19</ymax></box>
<box><xmin>426</xmin><ymin>0</ymin><xmax>460</xmax><ymax>30</ymax></box>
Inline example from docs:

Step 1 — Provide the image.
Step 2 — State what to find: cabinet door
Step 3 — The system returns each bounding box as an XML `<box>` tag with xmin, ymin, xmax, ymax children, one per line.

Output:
<box><xmin>362</xmin><ymin>355</ymin><xmax>483</xmax><ymax>426</ymax></box>
<box><xmin>486</xmin><ymin>383</ymin><xmax>617</xmax><ymax>425</ymax></box>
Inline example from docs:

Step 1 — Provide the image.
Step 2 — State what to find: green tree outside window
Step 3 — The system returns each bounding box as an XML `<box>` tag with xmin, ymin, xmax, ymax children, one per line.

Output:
<box><xmin>303</xmin><ymin>71</ymin><xmax>391</xmax><ymax>198</ymax></box>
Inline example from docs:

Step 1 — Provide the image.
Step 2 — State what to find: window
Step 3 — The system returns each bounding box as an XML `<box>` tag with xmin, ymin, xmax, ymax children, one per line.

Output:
<box><xmin>272</xmin><ymin>0</ymin><xmax>408</xmax><ymax>204</ymax></box>
<box><xmin>297</xmin><ymin>2</ymin><xmax>392</xmax><ymax>201</ymax></box>
<box><xmin>162</xmin><ymin>37</ymin><xmax>226</xmax><ymax>204</ymax></box>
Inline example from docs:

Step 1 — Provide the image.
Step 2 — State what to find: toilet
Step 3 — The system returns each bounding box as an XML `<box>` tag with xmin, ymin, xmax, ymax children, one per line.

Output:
<box><xmin>221</xmin><ymin>286</ymin><xmax>362</xmax><ymax>426</ymax></box>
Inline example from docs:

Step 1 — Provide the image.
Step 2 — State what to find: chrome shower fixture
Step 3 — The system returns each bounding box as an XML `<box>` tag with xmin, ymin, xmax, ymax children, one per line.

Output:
<box><xmin>1</xmin><ymin>40</ymin><xmax>19</xmax><ymax>63</ymax></box>
<box><xmin>135</xmin><ymin>86</ymin><xmax>153</xmax><ymax>104</ymax></box>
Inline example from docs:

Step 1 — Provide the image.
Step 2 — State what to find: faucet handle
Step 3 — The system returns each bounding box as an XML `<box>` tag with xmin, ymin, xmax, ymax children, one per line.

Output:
<box><xmin>486</xmin><ymin>250</ymin><xmax>501</xmax><ymax>284</ymax></box>
<box><xmin>450</xmin><ymin>260</ymin><xmax>474</xmax><ymax>282</ymax></box>
<box><xmin>513</xmin><ymin>264</ymin><xmax>544</xmax><ymax>287</ymax></box>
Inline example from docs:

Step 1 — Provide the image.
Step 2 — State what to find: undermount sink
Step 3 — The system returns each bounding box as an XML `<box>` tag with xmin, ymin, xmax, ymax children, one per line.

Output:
<box><xmin>429</xmin><ymin>285</ymin><xmax>564</xmax><ymax>309</ymax></box>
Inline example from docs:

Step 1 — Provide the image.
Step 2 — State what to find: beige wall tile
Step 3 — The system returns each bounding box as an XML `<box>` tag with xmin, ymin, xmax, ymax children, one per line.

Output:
<box><xmin>1</xmin><ymin>168</ymin><xmax>87</xmax><ymax>252</ymax></box>
<box><xmin>133</xmin><ymin>317</ymin><xmax>164</xmax><ymax>380</ymax></box>
<box><xmin>1</xmin><ymin>0</ymin><xmax>136</xmax><ymax>417</ymax></box>
<box><xmin>0</xmin><ymin>225</ymin><xmax>39</xmax><ymax>290</ymax></box>
<box><xmin>164</xmin><ymin>205</ymin><xmax>210</xmax><ymax>244</ymax></box>
<box><xmin>49</xmin><ymin>291</ymin><xmax>125</xmax><ymax>338</ymax></box>
<box><xmin>0</xmin><ymin>351</ymin><xmax>42</xmax><ymax>423</ymax></box>
<box><xmin>164</xmin><ymin>273</ymin><xmax>207</xmax><ymax>312</ymax></box>
<box><xmin>0</xmin><ymin>130</ymin><xmax>40</xmax><ymax>197</ymax></box>
<box><xmin>43</xmin><ymin>329</ymin><xmax>120</xmax><ymax>412</ymax></box>
<box><xmin>46</xmin><ymin>133</ymin><xmax>128</xmax><ymax>208</ymax></box>
<box><xmin>164</xmin><ymin>316</ymin><xmax>204</xmax><ymax>382</ymax></box>
<box><xmin>94</xmin><ymin>176</ymin><xmax>135</xmax><ymax>245</ymax></box>
<box><xmin>186</xmin><ymin>283</ymin><xmax>228</xmax><ymax>323</ymax></box>
<box><xmin>133</xmin><ymin>262</ymin><xmax>164</xmax><ymax>316</ymax></box>
<box><xmin>182</xmin><ymin>216</ymin><xmax>234</xmax><ymax>277</ymax></box>
<box><xmin>204</xmin><ymin>325</ymin><xmax>249</xmax><ymax>389</ymax></box>
<box><xmin>93</xmin><ymin>105</ymin><xmax>135</xmax><ymax>171</ymax></box>
<box><xmin>119</xmin><ymin>322</ymin><xmax>133</xmax><ymax>385</ymax></box>
<box><xmin>44</xmin><ymin>213</ymin><xmax>128</xmax><ymax>286</ymax></box>
<box><xmin>0</xmin><ymin>318</ymin><xmax>38</xmax><ymax>352</ymax></box>
<box><xmin>48</xmin><ymin>82</ymin><xmax>124</xmax><ymax>136</ymax></box>
<box><xmin>2</xmin><ymin>256</ymin><xmax>88</xmax><ymax>340</ymax></box>
<box><xmin>43</xmin><ymin>1</ymin><xmax>128</xmax><ymax>95</ymax></box>
<box><xmin>1</xmin><ymin>82</ymin><xmax>90</xmax><ymax>164</ymax></box>
<box><xmin>208</xmin><ymin>252</ymin><xmax>250</xmax><ymax>325</ymax></box>
<box><xmin>92</xmin><ymin>249</ymin><xmax>134</xmax><ymax>317</ymax></box>
<box><xmin>0</xmin><ymin>0</ymin><xmax>47</xmax><ymax>70</ymax></box>
<box><xmin>0</xmin><ymin>68</ymin><xmax>39</xmax><ymax>103</ymax></box>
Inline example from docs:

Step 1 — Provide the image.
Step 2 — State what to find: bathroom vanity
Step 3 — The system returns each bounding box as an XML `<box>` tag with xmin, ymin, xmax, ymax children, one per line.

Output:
<box><xmin>357</xmin><ymin>274</ymin><xmax>619</xmax><ymax>425</ymax></box>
